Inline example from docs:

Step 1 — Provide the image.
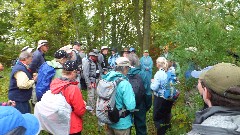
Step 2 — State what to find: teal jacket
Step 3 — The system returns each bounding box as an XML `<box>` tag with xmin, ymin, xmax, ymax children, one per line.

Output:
<box><xmin>102</xmin><ymin>71</ymin><xmax>136</xmax><ymax>129</ymax></box>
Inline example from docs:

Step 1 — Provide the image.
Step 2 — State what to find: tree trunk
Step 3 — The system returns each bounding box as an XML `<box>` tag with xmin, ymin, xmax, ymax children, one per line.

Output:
<box><xmin>133</xmin><ymin>0</ymin><xmax>143</xmax><ymax>52</ymax></box>
<box><xmin>100</xmin><ymin>0</ymin><xmax>105</xmax><ymax>44</ymax></box>
<box><xmin>142</xmin><ymin>0</ymin><xmax>151</xmax><ymax>51</ymax></box>
<box><xmin>111</xmin><ymin>1</ymin><xmax>117</xmax><ymax>49</ymax></box>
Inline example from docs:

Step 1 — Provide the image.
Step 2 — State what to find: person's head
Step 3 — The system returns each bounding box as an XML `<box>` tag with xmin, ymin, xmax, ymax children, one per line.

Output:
<box><xmin>92</xmin><ymin>49</ymin><xmax>100</xmax><ymax>54</ymax></box>
<box><xmin>196</xmin><ymin>63</ymin><xmax>240</xmax><ymax>107</ymax></box>
<box><xmin>101</xmin><ymin>46</ymin><xmax>108</xmax><ymax>55</ymax></box>
<box><xmin>21</xmin><ymin>46</ymin><xmax>34</xmax><ymax>53</ymax></box>
<box><xmin>54</xmin><ymin>50</ymin><xmax>69</xmax><ymax>65</ymax></box>
<box><xmin>115</xmin><ymin>57</ymin><xmax>131</xmax><ymax>75</ymax></box>
<box><xmin>19</xmin><ymin>51</ymin><xmax>33</xmax><ymax>65</ymax></box>
<box><xmin>128</xmin><ymin>53</ymin><xmax>139</xmax><ymax>67</ymax></box>
<box><xmin>37</xmin><ymin>40</ymin><xmax>49</xmax><ymax>53</ymax></box>
<box><xmin>0</xmin><ymin>63</ymin><xmax>4</xmax><ymax>71</ymax></box>
<box><xmin>156</xmin><ymin>57</ymin><xmax>168</xmax><ymax>70</ymax></box>
<box><xmin>0</xmin><ymin>106</ymin><xmax>40</xmax><ymax>135</ymax></box>
<box><xmin>72</xmin><ymin>41</ymin><xmax>82</xmax><ymax>51</ymax></box>
<box><xmin>143</xmin><ymin>50</ymin><xmax>149</xmax><ymax>57</ymax></box>
<box><xmin>129</xmin><ymin>47</ymin><xmax>136</xmax><ymax>54</ymax></box>
<box><xmin>59</xmin><ymin>45</ymin><xmax>73</xmax><ymax>60</ymax></box>
<box><xmin>89</xmin><ymin>52</ymin><xmax>98</xmax><ymax>62</ymax></box>
<box><xmin>122</xmin><ymin>48</ymin><xmax>130</xmax><ymax>58</ymax></box>
<box><xmin>62</xmin><ymin>60</ymin><xmax>78</xmax><ymax>80</ymax></box>
<box><xmin>111</xmin><ymin>48</ymin><xmax>117</xmax><ymax>55</ymax></box>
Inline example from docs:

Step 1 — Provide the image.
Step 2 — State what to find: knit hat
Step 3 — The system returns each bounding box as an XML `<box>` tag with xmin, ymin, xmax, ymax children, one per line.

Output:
<box><xmin>37</xmin><ymin>40</ymin><xmax>48</xmax><ymax>49</ymax></box>
<box><xmin>54</xmin><ymin>50</ymin><xmax>68</xmax><ymax>59</ymax></box>
<box><xmin>63</xmin><ymin>60</ymin><xmax>78</xmax><ymax>71</ymax></box>
<box><xmin>201</xmin><ymin>63</ymin><xmax>240</xmax><ymax>100</ymax></box>
<box><xmin>115</xmin><ymin>57</ymin><xmax>131</xmax><ymax>67</ymax></box>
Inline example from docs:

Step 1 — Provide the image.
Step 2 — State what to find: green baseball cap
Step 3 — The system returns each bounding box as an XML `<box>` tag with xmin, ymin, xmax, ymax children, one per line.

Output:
<box><xmin>144</xmin><ymin>50</ymin><xmax>149</xmax><ymax>53</ymax></box>
<box><xmin>202</xmin><ymin>63</ymin><xmax>240</xmax><ymax>100</ymax></box>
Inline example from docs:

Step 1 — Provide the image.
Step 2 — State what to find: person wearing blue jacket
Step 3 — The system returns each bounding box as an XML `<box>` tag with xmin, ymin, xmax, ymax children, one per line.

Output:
<box><xmin>127</xmin><ymin>53</ymin><xmax>148</xmax><ymax>135</ymax></box>
<box><xmin>103</xmin><ymin>57</ymin><xmax>136</xmax><ymax>135</ymax></box>
<box><xmin>140</xmin><ymin>50</ymin><xmax>153</xmax><ymax>111</ymax></box>
<box><xmin>150</xmin><ymin>57</ymin><xmax>174</xmax><ymax>135</ymax></box>
<box><xmin>108</xmin><ymin>48</ymin><xmax>120</xmax><ymax>69</ymax></box>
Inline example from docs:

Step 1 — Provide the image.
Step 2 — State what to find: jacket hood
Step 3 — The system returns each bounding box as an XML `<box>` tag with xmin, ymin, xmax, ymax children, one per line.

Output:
<box><xmin>127</xmin><ymin>66</ymin><xmax>141</xmax><ymax>76</ymax></box>
<box><xmin>50</xmin><ymin>78</ymin><xmax>78</xmax><ymax>94</ymax></box>
<box><xmin>102</xmin><ymin>71</ymin><xmax>128</xmax><ymax>81</ymax></box>
<box><xmin>47</xmin><ymin>60</ymin><xmax>62</xmax><ymax>69</ymax></box>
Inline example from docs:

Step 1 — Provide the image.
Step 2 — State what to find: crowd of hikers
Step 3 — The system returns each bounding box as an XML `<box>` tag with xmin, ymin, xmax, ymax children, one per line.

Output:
<box><xmin>0</xmin><ymin>40</ymin><xmax>240</xmax><ymax>135</ymax></box>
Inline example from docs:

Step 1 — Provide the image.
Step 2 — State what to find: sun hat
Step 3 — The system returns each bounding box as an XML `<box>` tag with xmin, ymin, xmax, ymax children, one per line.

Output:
<box><xmin>54</xmin><ymin>50</ymin><xmax>68</xmax><ymax>59</ymax></box>
<box><xmin>101</xmin><ymin>46</ymin><xmax>108</xmax><ymax>50</ymax></box>
<box><xmin>191</xmin><ymin>66</ymin><xmax>213</xmax><ymax>79</ymax></box>
<box><xmin>63</xmin><ymin>60</ymin><xmax>78</xmax><ymax>71</ymax></box>
<box><xmin>0</xmin><ymin>106</ymin><xmax>40</xmax><ymax>135</ymax></box>
<box><xmin>21</xmin><ymin>46</ymin><xmax>34</xmax><ymax>53</ymax></box>
<box><xmin>92</xmin><ymin>49</ymin><xmax>100</xmax><ymax>54</ymax></box>
<box><xmin>200</xmin><ymin>63</ymin><xmax>240</xmax><ymax>100</ymax></box>
<box><xmin>122</xmin><ymin>47</ymin><xmax>130</xmax><ymax>53</ymax></box>
<box><xmin>59</xmin><ymin>45</ymin><xmax>73</xmax><ymax>54</ymax></box>
<box><xmin>89</xmin><ymin>52</ymin><xmax>98</xmax><ymax>57</ymax></box>
<box><xmin>37</xmin><ymin>40</ymin><xmax>48</xmax><ymax>49</ymax></box>
<box><xmin>115</xmin><ymin>57</ymin><xmax>131</xmax><ymax>67</ymax></box>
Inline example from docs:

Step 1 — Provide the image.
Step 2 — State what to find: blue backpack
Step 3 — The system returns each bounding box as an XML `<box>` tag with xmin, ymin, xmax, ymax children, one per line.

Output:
<box><xmin>163</xmin><ymin>71</ymin><xmax>179</xmax><ymax>101</ymax></box>
<box><xmin>36</xmin><ymin>62</ymin><xmax>58</xmax><ymax>101</ymax></box>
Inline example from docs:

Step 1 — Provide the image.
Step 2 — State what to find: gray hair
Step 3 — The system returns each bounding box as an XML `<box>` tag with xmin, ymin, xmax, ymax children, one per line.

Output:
<box><xmin>19</xmin><ymin>51</ymin><xmax>32</xmax><ymax>61</ymax></box>
<box><xmin>128</xmin><ymin>53</ymin><xmax>140</xmax><ymax>67</ymax></box>
<box><xmin>156</xmin><ymin>57</ymin><xmax>168</xmax><ymax>69</ymax></box>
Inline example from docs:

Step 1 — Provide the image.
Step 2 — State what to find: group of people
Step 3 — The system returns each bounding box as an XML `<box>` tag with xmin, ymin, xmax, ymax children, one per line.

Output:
<box><xmin>0</xmin><ymin>39</ymin><xmax>240</xmax><ymax>135</ymax></box>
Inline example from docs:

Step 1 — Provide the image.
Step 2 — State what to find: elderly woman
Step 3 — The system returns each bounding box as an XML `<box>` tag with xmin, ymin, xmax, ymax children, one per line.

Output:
<box><xmin>8</xmin><ymin>51</ymin><xmax>37</xmax><ymax>114</ymax></box>
<box><xmin>127</xmin><ymin>53</ymin><xmax>147</xmax><ymax>135</ymax></box>
<box><xmin>150</xmin><ymin>57</ymin><xmax>174</xmax><ymax>135</ymax></box>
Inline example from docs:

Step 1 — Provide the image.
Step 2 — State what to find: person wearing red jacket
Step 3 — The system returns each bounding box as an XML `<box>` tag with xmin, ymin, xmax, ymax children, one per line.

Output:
<box><xmin>50</xmin><ymin>60</ymin><xmax>86</xmax><ymax>135</ymax></box>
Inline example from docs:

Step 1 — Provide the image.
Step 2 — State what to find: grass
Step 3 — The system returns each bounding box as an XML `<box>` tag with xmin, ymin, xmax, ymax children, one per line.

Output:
<box><xmin>0</xmin><ymin>67</ymin><xmax>202</xmax><ymax>135</ymax></box>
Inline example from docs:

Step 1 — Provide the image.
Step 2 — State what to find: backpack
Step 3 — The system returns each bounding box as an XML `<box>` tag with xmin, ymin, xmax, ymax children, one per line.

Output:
<box><xmin>163</xmin><ymin>71</ymin><xmax>180</xmax><ymax>101</ymax></box>
<box><xmin>127</xmin><ymin>74</ymin><xmax>145</xmax><ymax>105</ymax></box>
<box><xmin>34</xmin><ymin>89</ymin><xmax>71</xmax><ymax>135</ymax></box>
<box><xmin>72</xmin><ymin>50</ymin><xmax>82</xmax><ymax>68</ymax></box>
<box><xmin>96</xmin><ymin>78</ymin><xmax>130</xmax><ymax>124</ymax></box>
<box><xmin>36</xmin><ymin>62</ymin><xmax>61</xmax><ymax>101</ymax></box>
<box><xmin>80</xmin><ymin>58</ymin><xmax>91</xmax><ymax>90</ymax></box>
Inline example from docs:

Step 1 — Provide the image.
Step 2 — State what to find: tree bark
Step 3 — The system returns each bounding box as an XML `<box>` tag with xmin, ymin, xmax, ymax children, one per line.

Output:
<box><xmin>142</xmin><ymin>0</ymin><xmax>151</xmax><ymax>51</ymax></box>
<box><xmin>133</xmin><ymin>0</ymin><xmax>143</xmax><ymax>52</ymax></box>
<box><xmin>100</xmin><ymin>0</ymin><xmax>105</xmax><ymax>44</ymax></box>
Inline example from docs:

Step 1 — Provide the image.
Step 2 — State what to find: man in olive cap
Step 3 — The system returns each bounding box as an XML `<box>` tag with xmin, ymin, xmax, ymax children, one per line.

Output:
<box><xmin>188</xmin><ymin>63</ymin><xmax>240</xmax><ymax>135</ymax></box>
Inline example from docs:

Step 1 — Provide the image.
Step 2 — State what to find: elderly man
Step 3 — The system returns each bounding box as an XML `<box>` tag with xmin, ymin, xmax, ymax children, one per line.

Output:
<box><xmin>8</xmin><ymin>51</ymin><xmax>37</xmax><ymax>114</ymax></box>
<box><xmin>188</xmin><ymin>63</ymin><xmax>240</xmax><ymax>135</ymax></box>
<box><xmin>29</xmin><ymin>40</ymin><xmax>49</xmax><ymax>73</ymax></box>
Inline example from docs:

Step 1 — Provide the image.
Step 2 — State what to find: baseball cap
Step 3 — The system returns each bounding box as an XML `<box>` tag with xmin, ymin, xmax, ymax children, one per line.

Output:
<box><xmin>191</xmin><ymin>66</ymin><xmax>213</xmax><ymax>79</ymax></box>
<box><xmin>59</xmin><ymin>45</ymin><xmax>73</xmax><ymax>54</ymax></box>
<box><xmin>21</xmin><ymin>46</ymin><xmax>34</xmax><ymax>53</ymax></box>
<box><xmin>110</xmin><ymin>47</ymin><xmax>117</xmax><ymax>52</ymax></box>
<box><xmin>63</xmin><ymin>60</ymin><xmax>78</xmax><ymax>71</ymax></box>
<box><xmin>144</xmin><ymin>50</ymin><xmax>149</xmax><ymax>53</ymax></box>
<box><xmin>37</xmin><ymin>40</ymin><xmax>48</xmax><ymax>49</ymax></box>
<box><xmin>54</xmin><ymin>50</ymin><xmax>68</xmax><ymax>59</ymax></box>
<box><xmin>73</xmin><ymin>41</ymin><xmax>82</xmax><ymax>46</ymax></box>
<box><xmin>89</xmin><ymin>52</ymin><xmax>98</xmax><ymax>57</ymax></box>
<box><xmin>201</xmin><ymin>63</ymin><xmax>240</xmax><ymax>100</ymax></box>
<box><xmin>129</xmin><ymin>47</ymin><xmax>135</xmax><ymax>52</ymax></box>
<box><xmin>0</xmin><ymin>106</ymin><xmax>40</xmax><ymax>135</ymax></box>
<box><xmin>101</xmin><ymin>46</ymin><xmax>108</xmax><ymax>50</ymax></box>
<box><xmin>115</xmin><ymin>57</ymin><xmax>131</xmax><ymax>67</ymax></box>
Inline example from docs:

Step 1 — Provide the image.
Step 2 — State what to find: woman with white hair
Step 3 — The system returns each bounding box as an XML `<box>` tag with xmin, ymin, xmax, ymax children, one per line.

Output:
<box><xmin>150</xmin><ymin>57</ymin><xmax>174</xmax><ymax>135</ymax></box>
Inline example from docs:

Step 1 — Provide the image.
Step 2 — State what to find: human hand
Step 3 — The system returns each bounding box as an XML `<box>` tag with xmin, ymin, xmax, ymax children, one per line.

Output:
<box><xmin>33</xmin><ymin>73</ymin><xmax>38</xmax><ymax>82</ymax></box>
<box><xmin>8</xmin><ymin>100</ymin><xmax>16</xmax><ymax>107</ymax></box>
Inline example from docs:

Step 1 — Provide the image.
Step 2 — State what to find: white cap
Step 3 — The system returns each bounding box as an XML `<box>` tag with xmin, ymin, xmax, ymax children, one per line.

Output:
<box><xmin>115</xmin><ymin>57</ymin><xmax>131</xmax><ymax>67</ymax></box>
<box><xmin>21</xmin><ymin>46</ymin><xmax>34</xmax><ymax>53</ymax></box>
<box><xmin>37</xmin><ymin>40</ymin><xmax>48</xmax><ymax>49</ymax></box>
<box><xmin>101</xmin><ymin>46</ymin><xmax>108</xmax><ymax>50</ymax></box>
<box><xmin>59</xmin><ymin>45</ymin><xmax>73</xmax><ymax>53</ymax></box>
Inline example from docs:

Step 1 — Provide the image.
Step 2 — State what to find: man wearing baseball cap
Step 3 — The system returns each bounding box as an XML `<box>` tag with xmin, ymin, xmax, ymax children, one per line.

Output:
<box><xmin>29</xmin><ymin>40</ymin><xmax>49</xmax><ymax>73</ymax></box>
<box><xmin>188</xmin><ymin>63</ymin><xmax>240</xmax><ymax>135</ymax></box>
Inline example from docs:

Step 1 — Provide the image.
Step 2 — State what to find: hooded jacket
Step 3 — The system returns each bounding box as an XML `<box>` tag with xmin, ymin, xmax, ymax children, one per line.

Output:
<box><xmin>50</xmin><ymin>78</ymin><xmax>86</xmax><ymax>134</ymax></box>
<box><xmin>103</xmin><ymin>71</ymin><xmax>136</xmax><ymax>130</ymax></box>
<box><xmin>188</xmin><ymin>106</ymin><xmax>240</xmax><ymax>135</ymax></box>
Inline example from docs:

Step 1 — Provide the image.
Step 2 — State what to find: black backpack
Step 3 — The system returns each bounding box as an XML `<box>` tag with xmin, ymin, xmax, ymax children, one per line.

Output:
<box><xmin>127</xmin><ymin>74</ymin><xmax>145</xmax><ymax>105</ymax></box>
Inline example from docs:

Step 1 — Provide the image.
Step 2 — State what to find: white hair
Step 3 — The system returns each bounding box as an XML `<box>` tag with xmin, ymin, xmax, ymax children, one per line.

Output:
<box><xmin>156</xmin><ymin>57</ymin><xmax>168</xmax><ymax>69</ymax></box>
<box><xmin>19</xmin><ymin>51</ymin><xmax>32</xmax><ymax>60</ymax></box>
